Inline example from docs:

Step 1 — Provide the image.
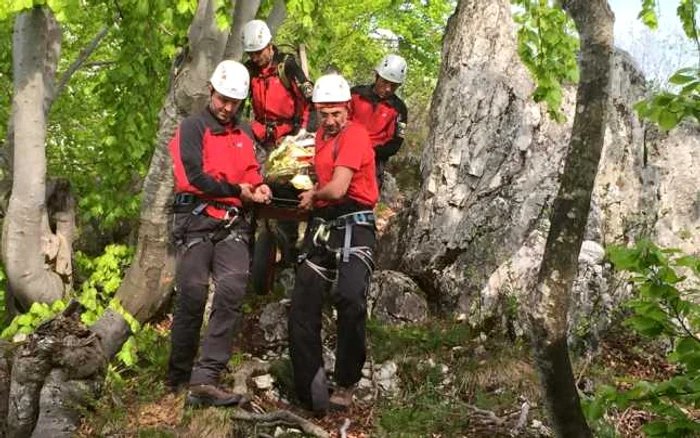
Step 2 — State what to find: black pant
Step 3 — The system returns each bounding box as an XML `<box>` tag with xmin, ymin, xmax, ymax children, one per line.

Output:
<box><xmin>288</xmin><ymin>220</ymin><xmax>375</xmax><ymax>409</ymax></box>
<box><xmin>167</xmin><ymin>213</ymin><xmax>251</xmax><ymax>387</ymax></box>
<box><xmin>277</xmin><ymin>220</ymin><xmax>299</xmax><ymax>262</ymax></box>
<box><xmin>376</xmin><ymin>158</ymin><xmax>386</xmax><ymax>191</ymax></box>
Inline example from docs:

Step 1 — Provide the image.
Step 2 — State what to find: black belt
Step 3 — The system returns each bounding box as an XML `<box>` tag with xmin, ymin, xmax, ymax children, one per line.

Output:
<box><xmin>312</xmin><ymin>201</ymin><xmax>374</xmax><ymax>221</ymax></box>
<box><xmin>173</xmin><ymin>193</ymin><xmax>242</xmax><ymax>216</ymax></box>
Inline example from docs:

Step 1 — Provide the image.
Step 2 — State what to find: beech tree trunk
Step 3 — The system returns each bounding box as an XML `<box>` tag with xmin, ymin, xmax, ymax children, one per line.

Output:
<box><xmin>0</xmin><ymin>1</ymin><xmax>268</xmax><ymax>435</ymax></box>
<box><xmin>224</xmin><ymin>0</ymin><xmax>262</xmax><ymax>61</ymax></box>
<box><xmin>113</xmin><ymin>0</ymin><xmax>228</xmax><ymax>322</ymax></box>
<box><xmin>266</xmin><ymin>0</ymin><xmax>287</xmax><ymax>36</ymax></box>
<box><xmin>1</xmin><ymin>7</ymin><xmax>68</xmax><ymax>310</ymax></box>
<box><xmin>528</xmin><ymin>1</ymin><xmax>614</xmax><ymax>437</ymax></box>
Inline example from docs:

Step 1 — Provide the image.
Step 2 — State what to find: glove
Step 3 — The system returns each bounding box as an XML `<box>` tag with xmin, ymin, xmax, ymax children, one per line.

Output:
<box><xmin>291</xmin><ymin>128</ymin><xmax>315</xmax><ymax>147</ymax></box>
<box><xmin>294</xmin><ymin>128</ymin><xmax>308</xmax><ymax>140</ymax></box>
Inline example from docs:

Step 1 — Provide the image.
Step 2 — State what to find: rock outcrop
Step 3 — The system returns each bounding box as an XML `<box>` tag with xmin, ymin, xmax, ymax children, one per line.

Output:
<box><xmin>376</xmin><ymin>0</ymin><xmax>700</xmax><ymax>338</ymax></box>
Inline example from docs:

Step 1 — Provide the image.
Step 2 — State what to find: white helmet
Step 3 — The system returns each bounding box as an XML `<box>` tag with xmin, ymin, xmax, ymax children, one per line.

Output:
<box><xmin>242</xmin><ymin>20</ymin><xmax>272</xmax><ymax>52</ymax></box>
<box><xmin>375</xmin><ymin>54</ymin><xmax>407</xmax><ymax>84</ymax></box>
<box><xmin>209</xmin><ymin>60</ymin><xmax>249</xmax><ymax>100</ymax></box>
<box><xmin>312</xmin><ymin>74</ymin><xmax>351</xmax><ymax>103</ymax></box>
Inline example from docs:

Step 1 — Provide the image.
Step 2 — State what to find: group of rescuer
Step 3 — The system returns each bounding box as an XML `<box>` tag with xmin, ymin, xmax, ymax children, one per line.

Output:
<box><xmin>166</xmin><ymin>19</ymin><xmax>408</xmax><ymax>415</ymax></box>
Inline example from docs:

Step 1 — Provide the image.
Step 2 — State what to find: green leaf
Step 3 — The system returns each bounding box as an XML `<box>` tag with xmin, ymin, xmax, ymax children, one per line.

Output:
<box><xmin>16</xmin><ymin>314</ymin><xmax>33</xmax><ymax>326</ymax></box>
<box><xmin>643</xmin><ymin>421</ymin><xmax>669</xmax><ymax>435</ymax></box>
<box><xmin>626</xmin><ymin>315</ymin><xmax>664</xmax><ymax>336</ymax></box>
<box><xmin>606</xmin><ymin>245</ymin><xmax>640</xmax><ymax>270</ymax></box>
<box><xmin>176</xmin><ymin>0</ymin><xmax>192</xmax><ymax>14</ymax></box>
<box><xmin>680</xmin><ymin>81</ymin><xmax>699</xmax><ymax>96</ymax></box>
<box><xmin>676</xmin><ymin>337</ymin><xmax>698</xmax><ymax>356</ymax></box>
<box><xmin>658</xmin><ymin>109</ymin><xmax>680</xmax><ymax>131</ymax></box>
<box><xmin>640</xmin><ymin>10</ymin><xmax>658</xmax><ymax>29</ymax></box>
<box><xmin>669</xmin><ymin>73</ymin><xmax>695</xmax><ymax>85</ymax></box>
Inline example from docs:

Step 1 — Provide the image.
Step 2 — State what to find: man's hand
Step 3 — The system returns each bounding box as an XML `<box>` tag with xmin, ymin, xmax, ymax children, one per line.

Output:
<box><xmin>253</xmin><ymin>184</ymin><xmax>272</xmax><ymax>204</ymax></box>
<box><xmin>239</xmin><ymin>183</ymin><xmax>256</xmax><ymax>203</ymax></box>
<box><xmin>298</xmin><ymin>189</ymin><xmax>315</xmax><ymax>211</ymax></box>
<box><xmin>295</xmin><ymin>128</ymin><xmax>308</xmax><ymax>139</ymax></box>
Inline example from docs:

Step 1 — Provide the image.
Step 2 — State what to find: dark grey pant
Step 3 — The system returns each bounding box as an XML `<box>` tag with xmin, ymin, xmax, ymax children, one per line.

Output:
<box><xmin>288</xmin><ymin>222</ymin><xmax>375</xmax><ymax>410</ymax></box>
<box><xmin>167</xmin><ymin>213</ymin><xmax>251</xmax><ymax>387</ymax></box>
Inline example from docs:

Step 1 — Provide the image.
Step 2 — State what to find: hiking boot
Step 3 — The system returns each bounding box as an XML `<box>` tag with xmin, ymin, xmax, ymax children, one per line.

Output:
<box><xmin>165</xmin><ymin>380</ymin><xmax>188</xmax><ymax>395</ymax></box>
<box><xmin>185</xmin><ymin>384</ymin><xmax>246</xmax><ymax>408</ymax></box>
<box><xmin>329</xmin><ymin>385</ymin><xmax>355</xmax><ymax>412</ymax></box>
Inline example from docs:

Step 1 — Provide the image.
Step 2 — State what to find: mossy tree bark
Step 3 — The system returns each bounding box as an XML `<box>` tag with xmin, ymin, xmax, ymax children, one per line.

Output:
<box><xmin>529</xmin><ymin>1</ymin><xmax>614</xmax><ymax>437</ymax></box>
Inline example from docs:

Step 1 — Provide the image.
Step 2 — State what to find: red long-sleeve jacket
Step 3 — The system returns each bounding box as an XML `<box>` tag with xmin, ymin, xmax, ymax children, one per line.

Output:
<box><xmin>349</xmin><ymin>85</ymin><xmax>408</xmax><ymax>162</ymax></box>
<box><xmin>245</xmin><ymin>47</ymin><xmax>312</xmax><ymax>146</ymax></box>
<box><xmin>169</xmin><ymin>108</ymin><xmax>263</xmax><ymax>218</ymax></box>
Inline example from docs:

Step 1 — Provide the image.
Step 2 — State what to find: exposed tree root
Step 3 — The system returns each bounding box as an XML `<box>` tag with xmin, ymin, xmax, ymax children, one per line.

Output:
<box><xmin>4</xmin><ymin>301</ymin><xmax>117</xmax><ymax>438</ymax></box>
<box><xmin>231</xmin><ymin>408</ymin><xmax>330</xmax><ymax>438</ymax></box>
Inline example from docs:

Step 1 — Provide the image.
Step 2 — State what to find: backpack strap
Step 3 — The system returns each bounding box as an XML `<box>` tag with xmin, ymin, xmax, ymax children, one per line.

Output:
<box><xmin>277</xmin><ymin>54</ymin><xmax>293</xmax><ymax>91</ymax></box>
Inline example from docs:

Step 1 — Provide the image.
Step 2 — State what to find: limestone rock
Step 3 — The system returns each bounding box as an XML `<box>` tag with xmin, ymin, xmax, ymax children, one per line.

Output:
<box><xmin>252</xmin><ymin>374</ymin><xmax>274</xmax><ymax>390</ymax></box>
<box><xmin>258</xmin><ymin>301</ymin><xmax>288</xmax><ymax>345</ymax></box>
<box><xmin>379</xmin><ymin>172</ymin><xmax>401</xmax><ymax>206</ymax></box>
<box><xmin>369</xmin><ymin>270</ymin><xmax>428</xmax><ymax>325</ymax></box>
<box><xmin>378</xmin><ymin>0</ymin><xmax>700</xmax><ymax>342</ymax></box>
<box><xmin>375</xmin><ymin>361</ymin><xmax>400</xmax><ymax>396</ymax></box>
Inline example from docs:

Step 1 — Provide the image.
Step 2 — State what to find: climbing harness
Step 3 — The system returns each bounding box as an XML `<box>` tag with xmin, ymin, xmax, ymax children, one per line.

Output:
<box><xmin>301</xmin><ymin>210</ymin><xmax>376</xmax><ymax>283</ymax></box>
<box><xmin>172</xmin><ymin>193</ymin><xmax>248</xmax><ymax>247</ymax></box>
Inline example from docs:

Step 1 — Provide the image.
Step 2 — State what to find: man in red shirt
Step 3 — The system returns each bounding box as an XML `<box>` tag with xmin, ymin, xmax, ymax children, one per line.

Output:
<box><xmin>242</xmin><ymin>19</ymin><xmax>314</xmax><ymax>265</ymax></box>
<box><xmin>167</xmin><ymin>60</ymin><xmax>271</xmax><ymax>407</ymax></box>
<box><xmin>242</xmin><ymin>19</ymin><xmax>314</xmax><ymax>149</ymax></box>
<box><xmin>289</xmin><ymin>74</ymin><xmax>378</xmax><ymax>415</ymax></box>
<box><xmin>350</xmin><ymin>54</ymin><xmax>408</xmax><ymax>191</ymax></box>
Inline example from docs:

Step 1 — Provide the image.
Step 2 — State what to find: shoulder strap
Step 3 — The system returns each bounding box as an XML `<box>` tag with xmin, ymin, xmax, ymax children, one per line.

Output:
<box><xmin>279</xmin><ymin>53</ymin><xmax>314</xmax><ymax>101</ymax></box>
<box><xmin>277</xmin><ymin>54</ymin><xmax>293</xmax><ymax>91</ymax></box>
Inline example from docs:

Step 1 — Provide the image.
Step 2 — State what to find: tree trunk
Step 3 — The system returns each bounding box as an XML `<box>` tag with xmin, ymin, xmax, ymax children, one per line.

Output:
<box><xmin>7</xmin><ymin>302</ymin><xmax>106</xmax><ymax>438</ymax></box>
<box><xmin>224</xmin><ymin>0</ymin><xmax>262</xmax><ymax>61</ymax></box>
<box><xmin>0</xmin><ymin>1</ymin><xmax>269</xmax><ymax>435</ymax></box>
<box><xmin>2</xmin><ymin>7</ymin><xmax>67</xmax><ymax>310</ymax></box>
<box><xmin>266</xmin><ymin>0</ymin><xmax>287</xmax><ymax>37</ymax></box>
<box><xmin>113</xmin><ymin>0</ymin><xmax>228</xmax><ymax>321</ymax></box>
<box><xmin>528</xmin><ymin>1</ymin><xmax>614</xmax><ymax>437</ymax></box>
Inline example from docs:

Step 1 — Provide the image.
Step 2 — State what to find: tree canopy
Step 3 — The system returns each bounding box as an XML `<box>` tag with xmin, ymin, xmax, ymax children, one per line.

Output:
<box><xmin>0</xmin><ymin>0</ymin><xmax>453</xmax><ymax>240</ymax></box>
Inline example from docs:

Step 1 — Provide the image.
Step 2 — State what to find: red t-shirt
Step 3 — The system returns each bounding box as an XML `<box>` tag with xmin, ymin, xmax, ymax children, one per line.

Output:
<box><xmin>313</xmin><ymin>122</ymin><xmax>378</xmax><ymax>209</ymax></box>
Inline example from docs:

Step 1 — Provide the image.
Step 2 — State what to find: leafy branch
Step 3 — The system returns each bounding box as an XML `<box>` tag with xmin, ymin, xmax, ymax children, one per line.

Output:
<box><xmin>511</xmin><ymin>0</ymin><xmax>580</xmax><ymax>121</ymax></box>
<box><xmin>583</xmin><ymin>241</ymin><xmax>700</xmax><ymax>437</ymax></box>
<box><xmin>54</xmin><ymin>21</ymin><xmax>112</xmax><ymax>99</ymax></box>
<box><xmin>634</xmin><ymin>0</ymin><xmax>700</xmax><ymax>131</ymax></box>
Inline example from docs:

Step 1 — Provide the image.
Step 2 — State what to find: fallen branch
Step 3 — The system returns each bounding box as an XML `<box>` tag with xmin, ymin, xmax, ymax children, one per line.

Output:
<box><xmin>575</xmin><ymin>353</ymin><xmax>593</xmax><ymax>388</ymax></box>
<box><xmin>512</xmin><ymin>400</ymin><xmax>530</xmax><ymax>435</ymax></box>
<box><xmin>466</xmin><ymin>404</ymin><xmax>506</xmax><ymax>426</ymax></box>
<box><xmin>339</xmin><ymin>418</ymin><xmax>351</xmax><ymax>438</ymax></box>
<box><xmin>231</xmin><ymin>408</ymin><xmax>329</xmax><ymax>438</ymax></box>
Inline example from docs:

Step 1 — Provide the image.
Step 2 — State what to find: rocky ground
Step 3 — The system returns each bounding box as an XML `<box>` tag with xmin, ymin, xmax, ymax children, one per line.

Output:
<box><xmin>73</xmin><ymin>266</ymin><xmax>683</xmax><ymax>438</ymax></box>
<box><xmin>72</xmin><ymin>202</ymin><xmax>693</xmax><ymax>437</ymax></box>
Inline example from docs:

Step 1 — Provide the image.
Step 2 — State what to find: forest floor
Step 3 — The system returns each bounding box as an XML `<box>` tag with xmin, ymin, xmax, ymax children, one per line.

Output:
<box><xmin>74</xmin><ymin>303</ymin><xmax>677</xmax><ymax>438</ymax></box>
<box><xmin>72</xmin><ymin>204</ymin><xmax>690</xmax><ymax>437</ymax></box>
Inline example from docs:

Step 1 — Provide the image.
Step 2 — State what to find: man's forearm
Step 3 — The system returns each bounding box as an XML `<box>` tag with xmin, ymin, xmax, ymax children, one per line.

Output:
<box><xmin>313</xmin><ymin>181</ymin><xmax>346</xmax><ymax>201</ymax></box>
